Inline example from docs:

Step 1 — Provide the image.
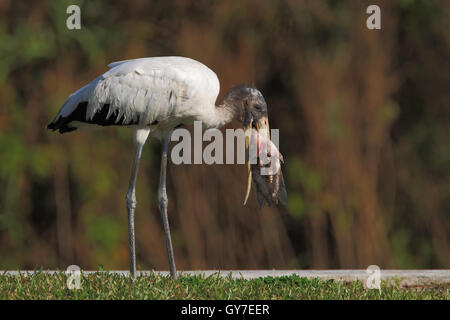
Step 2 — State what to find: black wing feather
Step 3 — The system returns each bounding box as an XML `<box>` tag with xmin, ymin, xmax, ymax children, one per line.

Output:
<box><xmin>47</xmin><ymin>102</ymin><xmax>139</xmax><ymax>134</ymax></box>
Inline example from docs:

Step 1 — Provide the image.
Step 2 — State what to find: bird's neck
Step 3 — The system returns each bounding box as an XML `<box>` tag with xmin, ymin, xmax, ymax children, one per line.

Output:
<box><xmin>198</xmin><ymin>99</ymin><xmax>236</xmax><ymax>129</ymax></box>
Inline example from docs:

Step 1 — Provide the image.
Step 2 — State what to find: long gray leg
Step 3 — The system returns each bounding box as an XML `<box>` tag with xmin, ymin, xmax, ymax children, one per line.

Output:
<box><xmin>126</xmin><ymin>129</ymin><xmax>149</xmax><ymax>281</ymax></box>
<box><xmin>158</xmin><ymin>136</ymin><xmax>177</xmax><ymax>279</ymax></box>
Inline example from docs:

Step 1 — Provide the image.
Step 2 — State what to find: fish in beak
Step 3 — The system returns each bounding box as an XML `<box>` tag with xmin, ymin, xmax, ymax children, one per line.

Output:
<box><xmin>243</xmin><ymin>116</ymin><xmax>286</xmax><ymax>207</ymax></box>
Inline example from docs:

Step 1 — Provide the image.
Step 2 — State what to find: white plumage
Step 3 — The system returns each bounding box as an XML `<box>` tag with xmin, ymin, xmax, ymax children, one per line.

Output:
<box><xmin>51</xmin><ymin>56</ymin><xmax>222</xmax><ymax>134</ymax></box>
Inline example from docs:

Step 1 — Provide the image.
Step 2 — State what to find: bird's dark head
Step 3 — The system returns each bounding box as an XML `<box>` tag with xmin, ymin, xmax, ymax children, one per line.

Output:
<box><xmin>219</xmin><ymin>83</ymin><xmax>270</xmax><ymax>138</ymax></box>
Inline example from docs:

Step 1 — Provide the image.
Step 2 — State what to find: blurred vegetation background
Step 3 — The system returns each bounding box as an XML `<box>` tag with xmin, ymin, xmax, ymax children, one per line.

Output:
<box><xmin>0</xmin><ymin>0</ymin><xmax>449</xmax><ymax>271</ymax></box>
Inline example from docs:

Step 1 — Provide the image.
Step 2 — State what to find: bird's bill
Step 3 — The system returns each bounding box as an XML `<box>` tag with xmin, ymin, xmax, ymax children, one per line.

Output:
<box><xmin>254</xmin><ymin>116</ymin><xmax>270</xmax><ymax>141</ymax></box>
<box><xmin>243</xmin><ymin>116</ymin><xmax>270</xmax><ymax>205</ymax></box>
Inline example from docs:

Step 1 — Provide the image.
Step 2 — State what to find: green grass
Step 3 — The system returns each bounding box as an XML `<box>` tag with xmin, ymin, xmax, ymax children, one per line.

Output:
<box><xmin>0</xmin><ymin>271</ymin><xmax>448</xmax><ymax>300</ymax></box>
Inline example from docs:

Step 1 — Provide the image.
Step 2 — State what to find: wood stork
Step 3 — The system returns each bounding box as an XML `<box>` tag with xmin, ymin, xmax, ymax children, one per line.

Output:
<box><xmin>47</xmin><ymin>56</ymin><xmax>280</xmax><ymax>280</ymax></box>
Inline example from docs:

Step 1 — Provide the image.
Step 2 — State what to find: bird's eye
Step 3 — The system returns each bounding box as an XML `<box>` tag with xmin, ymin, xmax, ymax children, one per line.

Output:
<box><xmin>254</xmin><ymin>104</ymin><xmax>262</xmax><ymax>111</ymax></box>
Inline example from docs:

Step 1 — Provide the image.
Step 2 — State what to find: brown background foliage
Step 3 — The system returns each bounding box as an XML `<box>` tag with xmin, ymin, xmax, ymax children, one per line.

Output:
<box><xmin>0</xmin><ymin>0</ymin><xmax>449</xmax><ymax>271</ymax></box>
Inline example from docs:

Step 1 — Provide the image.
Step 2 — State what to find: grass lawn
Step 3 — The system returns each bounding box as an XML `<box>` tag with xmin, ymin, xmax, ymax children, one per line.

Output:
<box><xmin>0</xmin><ymin>271</ymin><xmax>448</xmax><ymax>300</ymax></box>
